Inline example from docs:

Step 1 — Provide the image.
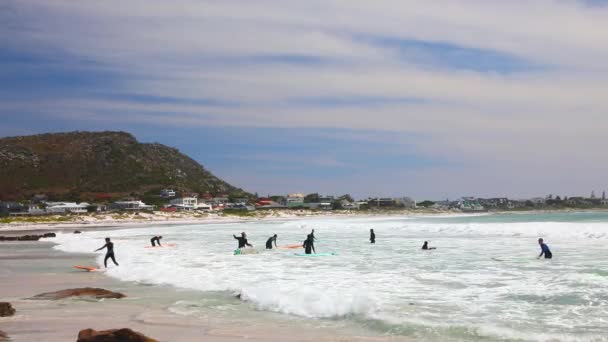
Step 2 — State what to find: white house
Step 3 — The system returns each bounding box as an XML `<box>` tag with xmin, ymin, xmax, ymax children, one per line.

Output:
<box><xmin>286</xmin><ymin>193</ymin><xmax>305</xmax><ymax>207</ymax></box>
<box><xmin>170</xmin><ymin>197</ymin><xmax>198</xmax><ymax>210</ymax></box>
<box><xmin>160</xmin><ymin>189</ymin><xmax>176</xmax><ymax>198</ymax></box>
<box><xmin>112</xmin><ymin>200</ymin><xmax>155</xmax><ymax>211</ymax></box>
<box><xmin>45</xmin><ymin>202</ymin><xmax>89</xmax><ymax>214</ymax></box>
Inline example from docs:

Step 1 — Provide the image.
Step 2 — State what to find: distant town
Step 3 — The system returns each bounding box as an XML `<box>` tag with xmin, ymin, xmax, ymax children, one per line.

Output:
<box><xmin>2</xmin><ymin>189</ymin><xmax>608</xmax><ymax>218</ymax></box>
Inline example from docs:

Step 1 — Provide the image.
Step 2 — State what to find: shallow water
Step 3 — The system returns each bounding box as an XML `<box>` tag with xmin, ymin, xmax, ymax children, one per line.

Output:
<box><xmin>52</xmin><ymin>212</ymin><xmax>608</xmax><ymax>341</ymax></box>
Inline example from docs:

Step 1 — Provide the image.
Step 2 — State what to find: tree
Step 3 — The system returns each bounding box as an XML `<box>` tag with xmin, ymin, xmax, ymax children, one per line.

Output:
<box><xmin>418</xmin><ymin>200</ymin><xmax>435</xmax><ymax>208</ymax></box>
<box><xmin>304</xmin><ymin>193</ymin><xmax>320</xmax><ymax>203</ymax></box>
<box><xmin>555</xmin><ymin>195</ymin><xmax>561</xmax><ymax>201</ymax></box>
<box><xmin>338</xmin><ymin>194</ymin><xmax>354</xmax><ymax>202</ymax></box>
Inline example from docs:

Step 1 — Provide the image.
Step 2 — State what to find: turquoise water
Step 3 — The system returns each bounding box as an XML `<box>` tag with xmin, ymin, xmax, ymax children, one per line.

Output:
<box><xmin>53</xmin><ymin>212</ymin><xmax>608</xmax><ymax>341</ymax></box>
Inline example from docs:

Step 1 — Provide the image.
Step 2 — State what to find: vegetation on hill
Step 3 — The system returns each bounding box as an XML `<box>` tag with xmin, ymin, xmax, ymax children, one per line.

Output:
<box><xmin>0</xmin><ymin>131</ymin><xmax>250</xmax><ymax>201</ymax></box>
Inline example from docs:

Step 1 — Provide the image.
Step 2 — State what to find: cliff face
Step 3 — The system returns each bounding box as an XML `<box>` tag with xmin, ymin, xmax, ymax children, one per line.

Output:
<box><xmin>0</xmin><ymin>131</ymin><xmax>247</xmax><ymax>200</ymax></box>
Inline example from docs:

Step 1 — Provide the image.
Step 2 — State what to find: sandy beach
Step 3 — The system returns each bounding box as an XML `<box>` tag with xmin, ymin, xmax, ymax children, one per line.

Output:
<box><xmin>0</xmin><ymin>228</ymin><xmax>411</xmax><ymax>342</ymax></box>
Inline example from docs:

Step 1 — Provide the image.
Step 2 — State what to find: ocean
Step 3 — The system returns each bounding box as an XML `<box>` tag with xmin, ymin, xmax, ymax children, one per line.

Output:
<box><xmin>52</xmin><ymin>212</ymin><xmax>608</xmax><ymax>341</ymax></box>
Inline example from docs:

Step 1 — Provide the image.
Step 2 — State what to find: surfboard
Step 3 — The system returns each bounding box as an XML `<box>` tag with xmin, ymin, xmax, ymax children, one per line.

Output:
<box><xmin>294</xmin><ymin>252</ymin><xmax>338</xmax><ymax>257</ymax></box>
<box><xmin>279</xmin><ymin>244</ymin><xmax>302</xmax><ymax>249</ymax></box>
<box><xmin>234</xmin><ymin>248</ymin><xmax>259</xmax><ymax>255</ymax></box>
<box><xmin>74</xmin><ymin>265</ymin><xmax>99</xmax><ymax>272</ymax></box>
<box><xmin>144</xmin><ymin>243</ymin><xmax>177</xmax><ymax>248</ymax></box>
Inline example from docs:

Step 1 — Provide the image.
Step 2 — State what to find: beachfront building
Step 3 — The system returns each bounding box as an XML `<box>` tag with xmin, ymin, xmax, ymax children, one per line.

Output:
<box><xmin>286</xmin><ymin>193</ymin><xmax>305</xmax><ymax>208</ymax></box>
<box><xmin>160</xmin><ymin>189</ymin><xmax>176</xmax><ymax>199</ymax></box>
<box><xmin>368</xmin><ymin>198</ymin><xmax>396</xmax><ymax>207</ymax></box>
<box><xmin>45</xmin><ymin>202</ymin><xmax>89</xmax><ymax>214</ymax></box>
<box><xmin>111</xmin><ymin>200</ymin><xmax>155</xmax><ymax>211</ymax></box>
<box><xmin>319</xmin><ymin>195</ymin><xmax>334</xmax><ymax>210</ymax></box>
<box><xmin>341</xmin><ymin>199</ymin><xmax>359</xmax><ymax>210</ymax></box>
<box><xmin>169</xmin><ymin>197</ymin><xmax>198</xmax><ymax>210</ymax></box>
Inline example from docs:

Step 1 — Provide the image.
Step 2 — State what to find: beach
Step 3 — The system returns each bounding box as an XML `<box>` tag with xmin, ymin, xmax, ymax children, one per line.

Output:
<box><xmin>3</xmin><ymin>212</ymin><xmax>608</xmax><ymax>341</ymax></box>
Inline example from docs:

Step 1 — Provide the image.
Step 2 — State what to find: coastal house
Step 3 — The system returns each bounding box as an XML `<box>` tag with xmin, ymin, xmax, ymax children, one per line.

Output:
<box><xmin>45</xmin><ymin>202</ymin><xmax>89</xmax><ymax>214</ymax></box>
<box><xmin>368</xmin><ymin>198</ymin><xmax>396</xmax><ymax>207</ymax></box>
<box><xmin>341</xmin><ymin>199</ymin><xmax>359</xmax><ymax>210</ymax></box>
<box><xmin>160</xmin><ymin>189</ymin><xmax>176</xmax><ymax>199</ymax></box>
<box><xmin>286</xmin><ymin>193</ymin><xmax>305</xmax><ymax>208</ymax></box>
<box><xmin>0</xmin><ymin>202</ymin><xmax>24</xmax><ymax>216</ymax></box>
<box><xmin>111</xmin><ymin>200</ymin><xmax>155</xmax><ymax>211</ymax></box>
<box><xmin>170</xmin><ymin>197</ymin><xmax>198</xmax><ymax>210</ymax></box>
<box><xmin>319</xmin><ymin>196</ymin><xmax>335</xmax><ymax>210</ymax></box>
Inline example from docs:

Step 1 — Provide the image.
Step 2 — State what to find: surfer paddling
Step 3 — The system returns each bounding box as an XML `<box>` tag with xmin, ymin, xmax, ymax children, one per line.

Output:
<box><xmin>150</xmin><ymin>235</ymin><xmax>162</xmax><ymax>247</ymax></box>
<box><xmin>266</xmin><ymin>234</ymin><xmax>278</xmax><ymax>249</ymax></box>
<box><xmin>370</xmin><ymin>229</ymin><xmax>376</xmax><ymax>244</ymax></box>
<box><xmin>234</xmin><ymin>232</ymin><xmax>253</xmax><ymax>249</ymax></box>
<box><xmin>422</xmin><ymin>241</ymin><xmax>436</xmax><ymax>250</ymax></box>
<box><xmin>537</xmin><ymin>238</ymin><xmax>552</xmax><ymax>259</ymax></box>
<box><xmin>303</xmin><ymin>234</ymin><xmax>316</xmax><ymax>254</ymax></box>
<box><xmin>95</xmin><ymin>237</ymin><xmax>119</xmax><ymax>268</ymax></box>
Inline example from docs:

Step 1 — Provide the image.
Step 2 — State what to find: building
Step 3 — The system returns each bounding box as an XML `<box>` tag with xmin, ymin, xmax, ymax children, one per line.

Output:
<box><xmin>286</xmin><ymin>193</ymin><xmax>305</xmax><ymax>208</ymax></box>
<box><xmin>341</xmin><ymin>199</ymin><xmax>359</xmax><ymax>210</ymax></box>
<box><xmin>368</xmin><ymin>198</ymin><xmax>395</xmax><ymax>207</ymax></box>
<box><xmin>170</xmin><ymin>197</ymin><xmax>198</xmax><ymax>210</ymax></box>
<box><xmin>111</xmin><ymin>200</ymin><xmax>155</xmax><ymax>211</ymax></box>
<box><xmin>317</xmin><ymin>195</ymin><xmax>334</xmax><ymax>210</ymax></box>
<box><xmin>160</xmin><ymin>189</ymin><xmax>176</xmax><ymax>199</ymax></box>
<box><xmin>45</xmin><ymin>202</ymin><xmax>89</xmax><ymax>214</ymax></box>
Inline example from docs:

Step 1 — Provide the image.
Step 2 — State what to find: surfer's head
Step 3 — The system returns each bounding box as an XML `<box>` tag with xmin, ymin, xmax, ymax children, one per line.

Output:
<box><xmin>274</xmin><ymin>234</ymin><xmax>277</xmax><ymax>238</ymax></box>
<box><xmin>242</xmin><ymin>232</ymin><xmax>246</xmax><ymax>237</ymax></box>
<box><xmin>538</xmin><ymin>238</ymin><xmax>544</xmax><ymax>244</ymax></box>
<box><xmin>105</xmin><ymin>237</ymin><xmax>110</xmax><ymax>242</ymax></box>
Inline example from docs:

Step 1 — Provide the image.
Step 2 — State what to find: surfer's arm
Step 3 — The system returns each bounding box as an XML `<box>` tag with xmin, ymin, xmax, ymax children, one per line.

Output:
<box><xmin>274</xmin><ymin>239</ymin><xmax>278</xmax><ymax>247</ymax></box>
<box><xmin>94</xmin><ymin>244</ymin><xmax>107</xmax><ymax>252</ymax></box>
<box><xmin>246</xmin><ymin>241</ymin><xmax>253</xmax><ymax>247</ymax></box>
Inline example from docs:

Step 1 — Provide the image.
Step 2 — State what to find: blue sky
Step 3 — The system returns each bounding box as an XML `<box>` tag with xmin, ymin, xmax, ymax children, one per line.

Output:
<box><xmin>2</xmin><ymin>1</ymin><xmax>608</xmax><ymax>199</ymax></box>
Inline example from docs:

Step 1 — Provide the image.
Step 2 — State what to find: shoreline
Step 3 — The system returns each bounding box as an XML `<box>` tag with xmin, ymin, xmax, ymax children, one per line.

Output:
<box><xmin>1</xmin><ymin>231</ymin><xmax>412</xmax><ymax>342</ymax></box>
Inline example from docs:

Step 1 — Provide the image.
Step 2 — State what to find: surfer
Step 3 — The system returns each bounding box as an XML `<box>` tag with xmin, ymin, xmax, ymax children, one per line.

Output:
<box><xmin>95</xmin><ymin>237</ymin><xmax>119</xmax><ymax>268</ymax></box>
<box><xmin>233</xmin><ymin>232</ymin><xmax>253</xmax><ymax>249</ymax></box>
<box><xmin>537</xmin><ymin>238</ymin><xmax>552</xmax><ymax>259</ymax></box>
<box><xmin>422</xmin><ymin>241</ymin><xmax>436</xmax><ymax>250</ymax></box>
<box><xmin>266</xmin><ymin>234</ymin><xmax>278</xmax><ymax>249</ymax></box>
<box><xmin>370</xmin><ymin>229</ymin><xmax>376</xmax><ymax>244</ymax></box>
<box><xmin>310</xmin><ymin>229</ymin><xmax>317</xmax><ymax>241</ymax></box>
<box><xmin>303</xmin><ymin>234</ymin><xmax>316</xmax><ymax>254</ymax></box>
<box><xmin>150</xmin><ymin>235</ymin><xmax>162</xmax><ymax>247</ymax></box>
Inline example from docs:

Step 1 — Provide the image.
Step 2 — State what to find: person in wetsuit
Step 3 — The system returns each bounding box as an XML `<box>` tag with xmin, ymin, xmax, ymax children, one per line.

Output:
<box><xmin>310</xmin><ymin>229</ymin><xmax>317</xmax><ymax>241</ymax></box>
<box><xmin>422</xmin><ymin>241</ymin><xmax>436</xmax><ymax>250</ymax></box>
<box><xmin>150</xmin><ymin>235</ymin><xmax>163</xmax><ymax>247</ymax></box>
<box><xmin>233</xmin><ymin>232</ymin><xmax>253</xmax><ymax>249</ymax></box>
<box><xmin>370</xmin><ymin>229</ymin><xmax>376</xmax><ymax>244</ymax></box>
<box><xmin>302</xmin><ymin>234</ymin><xmax>316</xmax><ymax>254</ymax></box>
<box><xmin>538</xmin><ymin>238</ymin><xmax>552</xmax><ymax>259</ymax></box>
<box><xmin>266</xmin><ymin>234</ymin><xmax>278</xmax><ymax>249</ymax></box>
<box><xmin>95</xmin><ymin>237</ymin><xmax>119</xmax><ymax>268</ymax></box>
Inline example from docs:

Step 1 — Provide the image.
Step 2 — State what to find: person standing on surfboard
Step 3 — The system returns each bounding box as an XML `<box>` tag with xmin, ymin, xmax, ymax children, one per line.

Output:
<box><xmin>370</xmin><ymin>229</ymin><xmax>376</xmax><ymax>244</ymax></box>
<box><xmin>150</xmin><ymin>236</ymin><xmax>162</xmax><ymax>247</ymax></box>
<box><xmin>266</xmin><ymin>234</ymin><xmax>278</xmax><ymax>249</ymax></box>
<box><xmin>303</xmin><ymin>234</ymin><xmax>316</xmax><ymax>254</ymax></box>
<box><xmin>95</xmin><ymin>237</ymin><xmax>119</xmax><ymax>268</ymax></box>
<box><xmin>234</xmin><ymin>232</ymin><xmax>253</xmax><ymax>249</ymax></box>
<box><xmin>537</xmin><ymin>238</ymin><xmax>552</xmax><ymax>259</ymax></box>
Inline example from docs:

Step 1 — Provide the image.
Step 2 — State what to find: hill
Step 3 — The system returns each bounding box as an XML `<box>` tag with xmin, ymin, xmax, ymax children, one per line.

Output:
<box><xmin>0</xmin><ymin>131</ymin><xmax>249</xmax><ymax>201</ymax></box>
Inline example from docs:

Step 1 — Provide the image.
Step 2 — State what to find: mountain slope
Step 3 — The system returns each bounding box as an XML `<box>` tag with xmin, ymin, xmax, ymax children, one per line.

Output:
<box><xmin>0</xmin><ymin>131</ymin><xmax>248</xmax><ymax>201</ymax></box>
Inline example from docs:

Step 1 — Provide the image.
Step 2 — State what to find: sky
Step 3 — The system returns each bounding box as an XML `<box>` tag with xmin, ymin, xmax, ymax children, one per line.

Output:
<box><xmin>1</xmin><ymin>0</ymin><xmax>608</xmax><ymax>200</ymax></box>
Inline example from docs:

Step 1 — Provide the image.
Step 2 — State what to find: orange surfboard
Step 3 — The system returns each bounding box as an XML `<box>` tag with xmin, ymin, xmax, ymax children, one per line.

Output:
<box><xmin>144</xmin><ymin>243</ymin><xmax>177</xmax><ymax>248</ymax></box>
<box><xmin>74</xmin><ymin>265</ymin><xmax>98</xmax><ymax>272</ymax></box>
<box><xmin>279</xmin><ymin>244</ymin><xmax>303</xmax><ymax>249</ymax></box>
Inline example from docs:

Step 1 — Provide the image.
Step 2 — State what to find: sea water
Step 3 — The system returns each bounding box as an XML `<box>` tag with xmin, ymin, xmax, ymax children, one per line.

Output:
<box><xmin>52</xmin><ymin>212</ymin><xmax>608</xmax><ymax>341</ymax></box>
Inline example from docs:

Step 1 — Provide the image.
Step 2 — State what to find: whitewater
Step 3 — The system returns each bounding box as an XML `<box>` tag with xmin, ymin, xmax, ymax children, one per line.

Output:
<box><xmin>53</xmin><ymin>212</ymin><xmax>608</xmax><ymax>341</ymax></box>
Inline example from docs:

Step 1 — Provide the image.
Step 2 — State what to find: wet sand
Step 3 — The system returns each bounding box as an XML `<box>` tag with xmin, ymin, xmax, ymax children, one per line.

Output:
<box><xmin>0</xmin><ymin>240</ymin><xmax>410</xmax><ymax>342</ymax></box>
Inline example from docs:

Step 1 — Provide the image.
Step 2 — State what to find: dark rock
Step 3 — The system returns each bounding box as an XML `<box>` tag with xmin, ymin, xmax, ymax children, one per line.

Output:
<box><xmin>42</xmin><ymin>232</ymin><xmax>56</xmax><ymax>238</ymax></box>
<box><xmin>77</xmin><ymin>328</ymin><xmax>158</xmax><ymax>342</ymax></box>
<box><xmin>31</xmin><ymin>288</ymin><xmax>126</xmax><ymax>300</ymax></box>
<box><xmin>0</xmin><ymin>302</ymin><xmax>15</xmax><ymax>317</ymax></box>
<box><xmin>0</xmin><ymin>232</ymin><xmax>56</xmax><ymax>241</ymax></box>
<box><xmin>74</xmin><ymin>230</ymin><xmax>82</xmax><ymax>234</ymax></box>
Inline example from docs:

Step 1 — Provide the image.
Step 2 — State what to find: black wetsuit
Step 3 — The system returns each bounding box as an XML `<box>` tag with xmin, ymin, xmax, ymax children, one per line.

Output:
<box><xmin>102</xmin><ymin>242</ymin><xmax>119</xmax><ymax>267</ymax></box>
<box><xmin>266</xmin><ymin>237</ymin><xmax>277</xmax><ymax>249</ymax></box>
<box><xmin>151</xmin><ymin>236</ymin><xmax>162</xmax><ymax>247</ymax></box>
<box><xmin>303</xmin><ymin>237</ymin><xmax>315</xmax><ymax>254</ymax></box>
<box><xmin>540</xmin><ymin>243</ymin><xmax>552</xmax><ymax>259</ymax></box>
<box><xmin>234</xmin><ymin>235</ymin><xmax>251</xmax><ymax>248</ymax></box>
<box><xmin>422</xmin><ymin>243</ymin><xmax>428</xmax><ymax>250</ymax></box>
<box><xmin>370</xmin><ymin>231</ymin><xmax>376</xmax><ymax>244</ymax></box>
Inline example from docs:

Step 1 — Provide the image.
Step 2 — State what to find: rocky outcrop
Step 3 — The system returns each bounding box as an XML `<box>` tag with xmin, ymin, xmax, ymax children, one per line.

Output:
<box><xmin>74</xmin><ymin>230</ymin><xmax>82</xmax><ymax>234</ymax></box>
<box><xmin>31</xmin><ymin>288</ymin><xmax>125</xmax><ymax>300</ymax></box>
<box><xmin>0</xmin><ymin>232</ymin><xmax>56</xmax><ymax>241</ymax></box>
<box><xmin>0</xmin><ymin>302</ymin><xmax>15</xmax><ymax>317</ymax></box>
<box><xmin>77</xmin><ymin>328</ymin><xmax>158</xmax><ymax>342</ymax></box>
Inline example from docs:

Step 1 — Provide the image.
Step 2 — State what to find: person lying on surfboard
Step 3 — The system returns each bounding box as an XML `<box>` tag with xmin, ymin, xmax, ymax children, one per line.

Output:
<box><xmin>303</xmin><ymin>234</ymin><xmax>316</xmax><ymax>254</ymax></box>
<box><xmin>537</xmin><ymin>238</ymin><xmax>552</xmax><ymax>259</ymax></box>
<box><xmin>234</xmin><ymin>232</ymin><xmax>253</xmax><ymax>249</ymax></box>
<box><xmin>266</xmin><ymin>234</ymin><xmax>278</xmax><ymax>249</ymax></box>
<box><xmin>150</xmin><ymin>235</ymin><xmax>162</xmax><ymax>247</ymax></box>
<box><xmin>422</xmin><ymin>241</ymin><xmax>436</xmax><ymax>250</ymax></box>
<box><xmin>95</xmin><ymin>237</ymin><xmax>119</xmax><ymax>268</ymax></box>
